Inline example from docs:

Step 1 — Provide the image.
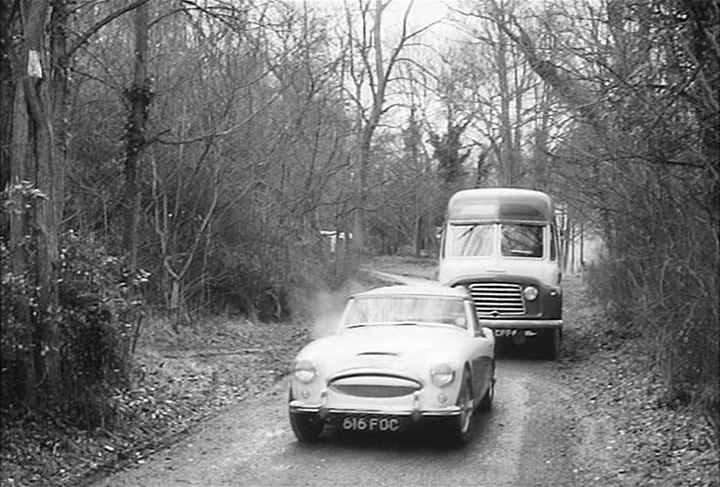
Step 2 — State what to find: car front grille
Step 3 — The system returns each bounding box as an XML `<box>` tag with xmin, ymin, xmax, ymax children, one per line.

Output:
<box><xmin>468</xmin><ymin>282</ymin><xmax>526</xmax><ymax>317</ymax></box>
<box><xmin>329</xmin><ymin>375</ymin><xmax>421</xmax><ymax>398</ymax></box>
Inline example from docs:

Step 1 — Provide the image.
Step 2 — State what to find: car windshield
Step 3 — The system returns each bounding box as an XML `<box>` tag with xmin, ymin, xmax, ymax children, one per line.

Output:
<box><xmin>501</xmin><ymin>224</ymin><xmax>544</xmax><ymax>258</ymax></box>
<box><xmin>342</xmin><ymin>296</ymin><xmax>468</xmax><ymax>329</ymax></box>
<box><xmin>447</xmin><ymin>223</ymin><xmax>494</xmax><ymax>257</ymax></box>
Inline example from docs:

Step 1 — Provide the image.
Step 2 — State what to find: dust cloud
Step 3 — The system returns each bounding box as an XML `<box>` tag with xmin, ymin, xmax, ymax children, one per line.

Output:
<box><xmin>308</xmin><ymin>280</ymin><xmax>366</xmax><ymax>339</ymax></box>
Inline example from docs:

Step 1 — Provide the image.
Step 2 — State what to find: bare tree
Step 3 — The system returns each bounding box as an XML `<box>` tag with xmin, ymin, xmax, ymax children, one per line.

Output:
<box><xmin>478</xmin><ymin>0</ymin><xmax>719</xmax><ymax>411</ymax></box>
<box><xmin>6</xmin><ymin>0</ymin><xmax>63</xmax><ymax>407</ymax></box>
<box><xmin>451</xmin><ymin>1</ymin><xmax>551</xmax><ymax>188</ymax></box>
<box><xmin>2</xmin><ymin>0</ymin><xmax>148</xmax><ymax>409</ymax></box>
<box><xmin>122</xmin><ymin>0</ymin><xmax>151</xmax><ymax>276</ymax></box>
<box><xmin>342</xmin><ymin>0</ymin><xmax>431</xmax><ymax>254</ymax></box>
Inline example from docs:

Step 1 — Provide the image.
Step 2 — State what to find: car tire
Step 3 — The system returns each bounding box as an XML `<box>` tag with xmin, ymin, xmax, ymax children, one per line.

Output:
<box><xmin>289</xmin><ymin>410</ymin><xmax>324</xmax><ymax>442</ymax></box>
<box><xmin>445</xmin><ymin>369</ymin><xmax>474</xmax><ymax>447</ymax></box>
<box><xmin>478</xmin><ymin>365</ymin><xmax>495</xmax><ymax>412</ymax></box>
<box><xmin>547</xmin><ymin>328</ymin><xmax>562</xmax><ymax>361</ymax></box>
<box><xmin>288</xmin><ymin>389</ymin><xmax>324</xmax><ymax>442</ymax></box>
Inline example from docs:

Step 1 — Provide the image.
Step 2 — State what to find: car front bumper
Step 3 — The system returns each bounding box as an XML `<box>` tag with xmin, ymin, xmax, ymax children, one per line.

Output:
<box><xmin>289</xmin><ymin>389</ymin><xmax>465</xmax><ymax>422</ymax></box>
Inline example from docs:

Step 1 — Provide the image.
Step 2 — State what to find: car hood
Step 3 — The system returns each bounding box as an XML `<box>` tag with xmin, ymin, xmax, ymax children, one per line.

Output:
<box><xmin>297</xmin><ymin>325</ymin><xmax>471</xmax><ymax>376</ymax></box>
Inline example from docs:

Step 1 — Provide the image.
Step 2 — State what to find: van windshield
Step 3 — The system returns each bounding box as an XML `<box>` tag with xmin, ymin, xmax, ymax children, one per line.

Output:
<box><xmin>447</xmin><ymin>224</ymin><xmax>494</xmax><ymax>257</ymax></box>
<box><xmin>501</xmin><ymin>224</ymin><xmax>544</xmax><ymax>257</ymax></box>
<box><xmin>447</xmin><ymin>223</ymin><xmax>544</xmax><ymax>258</ymax></box>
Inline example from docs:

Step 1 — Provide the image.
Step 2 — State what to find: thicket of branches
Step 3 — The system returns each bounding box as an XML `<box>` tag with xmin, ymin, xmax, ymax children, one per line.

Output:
<box><xmin>1</xmin><ymin>0</ymin><xmax>717</xmax><ymax>426</ymax></box>
<box><xmin>0</xmin><ymin>0</ymin><xmax>448</xmax><ymax>423</ymax></box>
<box><xmin>574</xmin><ymin>0</ymin><xmax>717</xmax><ymax>414</ymax></box>
<box><xmin>466</xmin><ymin>0</ymin><xmax>719</xmax><ymax>416</ymax></box>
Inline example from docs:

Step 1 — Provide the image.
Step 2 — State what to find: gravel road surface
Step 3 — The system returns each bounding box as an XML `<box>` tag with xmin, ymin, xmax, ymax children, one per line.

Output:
<box><xmin>93</xmin><ymin>353</ymin><xmax>579</xmax><ymax>487</ymax></box>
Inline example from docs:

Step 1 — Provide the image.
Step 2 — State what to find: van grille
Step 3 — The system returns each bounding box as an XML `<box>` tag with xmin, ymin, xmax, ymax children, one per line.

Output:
<box><xmin>468</xmin><ymin>282</ymin><xmax>526</xmax><ymax>317</ymax></box>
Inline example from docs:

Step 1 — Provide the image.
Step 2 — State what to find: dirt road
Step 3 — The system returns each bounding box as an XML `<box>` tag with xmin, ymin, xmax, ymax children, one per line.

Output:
<box><xmin>92</xmin><ymin>354</ymin><xmax>578</xmax><ymax>487</ymax></box>
<box><xmin>93</xmin><ymin>263</ymin><xmax>581</xmax><ymax>487</ymax></box>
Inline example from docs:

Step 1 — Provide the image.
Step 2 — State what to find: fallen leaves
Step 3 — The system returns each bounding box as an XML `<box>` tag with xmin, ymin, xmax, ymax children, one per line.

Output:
<box><xmin>563</xmin><ymin>278</ymin><xmax>719</xmax><ymax>487</ymax></box>
<box><xmin>0</xmin><ymin>318</ymin><xmax>309</xmax><ymax>487</ymax></box>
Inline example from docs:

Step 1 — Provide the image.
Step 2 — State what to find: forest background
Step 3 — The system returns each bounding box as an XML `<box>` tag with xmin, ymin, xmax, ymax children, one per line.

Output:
<box><xmin>0</xmin><ymin>0</ymin><xmax>717</xmax><ymax>477</ymax></box>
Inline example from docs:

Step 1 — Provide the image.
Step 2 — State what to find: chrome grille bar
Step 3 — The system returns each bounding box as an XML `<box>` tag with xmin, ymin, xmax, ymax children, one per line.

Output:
<box><xmin>329</xmin><ymin>375</ymin><xmax>421</xmax><ymax>398</ymax></box>
<box><xmin>468</xmin><ymin>282</ymin><xmax>525</xmax><ymax>316</ymax></box>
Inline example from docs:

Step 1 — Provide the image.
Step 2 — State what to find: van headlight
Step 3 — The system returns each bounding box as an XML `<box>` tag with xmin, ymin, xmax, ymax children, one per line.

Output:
<box><xmin>523</xmin><ymin>286</ymin><xmax>539</xmax><ymax>301</ymax></box>
<box><xmin>430</xmin><ymin>363</ymin><xmax>455</xmax><ymax>387</ymax></box>
<box><xmin>293</xmin><ymin>359</ymin><xmax>317</xmax><ymax>383</ymax></box>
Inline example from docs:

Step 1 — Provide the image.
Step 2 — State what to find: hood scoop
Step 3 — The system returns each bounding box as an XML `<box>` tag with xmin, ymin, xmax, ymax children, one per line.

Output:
<box><xmin>357</xmin><ymin>351</ymin><xmax>399</xmax><ymax>357</ymax></box>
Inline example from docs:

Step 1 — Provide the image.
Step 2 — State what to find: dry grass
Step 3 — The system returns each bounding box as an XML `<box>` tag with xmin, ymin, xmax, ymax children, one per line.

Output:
<box><xmin>562</xmin><ymin>273</ymin><xmax>719</xmax><ymax>487</ymax></box>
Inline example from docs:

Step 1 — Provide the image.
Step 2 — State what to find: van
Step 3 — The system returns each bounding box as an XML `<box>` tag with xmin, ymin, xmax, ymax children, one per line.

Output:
<box><xmin>438</xmin><ymin>188</ymin><xmax>563</xmax><ymax>359</ymax></box>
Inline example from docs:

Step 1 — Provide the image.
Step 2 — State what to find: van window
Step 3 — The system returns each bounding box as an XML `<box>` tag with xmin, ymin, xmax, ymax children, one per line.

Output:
<box><xmin>501</xmin><ymin>224</ymin><xmax>543</xmax><ymax>258</ymax></box>
<box><xmin>448</xmin><ymin>224</ymin><xmax>494</xmax><ymax>257</ymax></box>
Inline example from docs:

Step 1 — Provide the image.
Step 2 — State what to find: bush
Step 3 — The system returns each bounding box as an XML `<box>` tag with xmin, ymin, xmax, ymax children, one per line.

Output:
<box><xmin>0</xmin><ymin>242</ymin><xmax>35</xmax><ymax>412</ymax></box>
<box><xmin>1</xmin><ymin>230</ymin><xmax>144</xmax><ymax>429</ymax></box>
<box><xmin>585</xmin><ymin>239</ymin><xmax>719</xmax><ymax>420</ymax></box>
<box><xmin>57</xmin><ymin>230</ymin><xmax>145</xmax><ymax>428</ymax></box>
<box><xmin>203</xmin><ymin>222</ymin><xmax>355</xmax><ymax>323</ymax></box>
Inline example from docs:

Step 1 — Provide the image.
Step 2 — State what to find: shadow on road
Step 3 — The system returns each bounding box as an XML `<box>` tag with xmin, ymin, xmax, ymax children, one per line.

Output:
<box><xmin>494</xmin><ymin>336</ymin><xmax>556</xmax><ymax>361</ymax></box>
<box><xmin>289</xmin><ymin>408</ymin><xmax>496</xmax><ymax>453</ymax></box>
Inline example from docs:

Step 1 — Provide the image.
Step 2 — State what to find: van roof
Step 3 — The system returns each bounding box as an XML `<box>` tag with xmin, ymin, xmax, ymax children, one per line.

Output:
<box><xmin>447</xmin><ymin>188</ymin><xmax>554</xmax><ymax>223</ymax></box>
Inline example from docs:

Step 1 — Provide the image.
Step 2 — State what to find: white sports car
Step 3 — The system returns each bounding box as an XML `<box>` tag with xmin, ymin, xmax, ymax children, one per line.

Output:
<box><xmin>289</xmin><ymin>284</ymin><xmax>496</xmax><ymax>446</ymax></box>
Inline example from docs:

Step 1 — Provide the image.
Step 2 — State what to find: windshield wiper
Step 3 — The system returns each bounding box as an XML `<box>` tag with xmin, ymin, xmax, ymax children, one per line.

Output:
<box><xmin>346</xmin><ymin>323</ymin><xmax>372</xmax><ymax>329</ymax></box>
<box><xmin>347</xmin><ymin>321</ymin><xmax>417</xmax><ymax>328</ymax></box>
<box><xmin>459</xmin><ymin>226</ymin><xmax>477</xmax><ymax>238</ymax></box>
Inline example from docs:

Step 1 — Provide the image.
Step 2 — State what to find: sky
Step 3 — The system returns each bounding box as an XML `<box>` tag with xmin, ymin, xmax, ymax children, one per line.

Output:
<box><xmin>284</xmin><ymin>0</ymin><xmax>471</xmax><ymax>131</ymax></box>
<box><xmin>381</xmin><ymin>0</ymin><xmax>452</xmax><ymax>26</ymax></box>
<box><xmin>295</xmin><ymin>0</ymin><xmax>459</xmax><ymax>40</ymax></box>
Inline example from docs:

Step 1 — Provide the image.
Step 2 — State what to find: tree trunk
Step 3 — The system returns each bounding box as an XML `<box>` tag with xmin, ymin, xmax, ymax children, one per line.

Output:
<box><xmin>12</xmin><ymin>0</ymin><xmax>63</xmax><ymax>408</ymax></box>
<box><xmin>10</xmin><ymin>83</ymin><xmax>35</xmax><ymax>405</ymax></box>
<box><xmin>0</xmin><ymin>4</ymin><xmax>15</xmax><ymax>201</ymax></box>
<box><xmin>348</xmin><ymin>0</ymin><xmax>418</xmax><ymax>257</ymax></box>
<box><xmin>123</xmin><ymin>1</ymin><xmax>151</xmax><ymax>275</ymax></box>
<box><xmin>496</xmin><ymin>18</ymin><xmax>515</xmax><ymax>186</ymax></box>
<box><xmin>352</xmin><ymin>131</ymin><xmax>371</xmax><ymax>254</ymax></box>
<box><xmin>685</xmin><ymin>0</ymin><xmax>720</xmax><ymax>235</ymax></box>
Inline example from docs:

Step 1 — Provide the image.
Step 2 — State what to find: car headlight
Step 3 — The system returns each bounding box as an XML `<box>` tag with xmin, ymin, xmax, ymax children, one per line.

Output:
<box><xmin>523</xmin><ymin>286</ymin><xmax>539</xmax><ymax>301</ymax></box>
<box><xmin>430</xmin><ymin>363</ymin><xmax>455</xmax><ymax>387</ymax></box>
<box><xmin>293</xmin><ymin>359</ymin><xmax>317</xmax><ymax>383</ymax></box>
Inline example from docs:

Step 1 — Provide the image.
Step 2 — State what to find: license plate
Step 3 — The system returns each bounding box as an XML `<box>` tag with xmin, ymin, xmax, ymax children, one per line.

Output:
<box><xmin>340</xmin><ymin>415</ymin><xmax>403</xmax><ymax>432</ymax></box>
<box><xmin>494</xmin><ymin>329</ymin><xmax>518</xmax><ymax>337</ymax></box>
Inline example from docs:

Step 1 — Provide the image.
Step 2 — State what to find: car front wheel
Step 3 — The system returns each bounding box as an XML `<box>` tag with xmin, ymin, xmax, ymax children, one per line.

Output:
<box><xmin>289</xmin><ymin>410</ymin><xmax>324</xmax><ymax>442</ymax></box>
<box><xmin>445</xmin><ymin>369</ymin><xmax>474</xmax><ymax>447</ymax></box>
<box><xmin>478</xmin><ymin>376</ymin><xmax>495</xmax><ymax>412</ymax></box>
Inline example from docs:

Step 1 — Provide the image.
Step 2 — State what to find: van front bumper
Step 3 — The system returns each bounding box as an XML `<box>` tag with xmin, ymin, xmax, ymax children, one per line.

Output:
<box><xmin>478</xmin><ymin>319</ymin><xmax>563</xmax><ymax>330</ymax></box>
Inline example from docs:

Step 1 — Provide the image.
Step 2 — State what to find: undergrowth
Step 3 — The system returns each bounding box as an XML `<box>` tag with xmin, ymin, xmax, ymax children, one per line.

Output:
<box><xmin>563</xmin><ymin>272</ymin><xmax>719</xmax><ymax>487</ymax></box>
